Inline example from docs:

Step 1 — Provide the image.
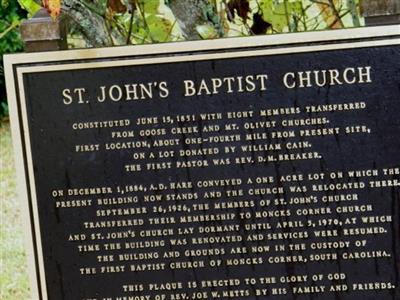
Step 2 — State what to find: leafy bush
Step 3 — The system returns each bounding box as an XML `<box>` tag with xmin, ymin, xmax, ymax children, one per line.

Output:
<box><xmin>0</xmin><ymin>0</ymin><xmax>28</xmax><ymax>118</ymax></box>
<box><xmin>61</xmin><ymin>0</ymin><xmax>364</xmax><ymax>48</ymax></box>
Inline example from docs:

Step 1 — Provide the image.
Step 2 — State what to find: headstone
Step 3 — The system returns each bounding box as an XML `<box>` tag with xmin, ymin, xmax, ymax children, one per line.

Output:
<box><xmin>4</xmin><ymin>26</ymin><xmax>400</xmax><ymax>300</ymax></box>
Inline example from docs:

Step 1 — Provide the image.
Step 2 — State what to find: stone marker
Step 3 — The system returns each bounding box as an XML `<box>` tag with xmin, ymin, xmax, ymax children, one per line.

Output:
<box><xmin>20</xmin><ymin>8</ymin><xmax>67</xmax><ymax>52</ymax></box>
<box><xmin>361</xmin><ymin>0</ymin><xmax>400</xmax><ymax>25</ymax></box>
<box><xmin>4</xmin><ymin>26</ymin><xmax>400</xmax><ymax>300</ymax></box>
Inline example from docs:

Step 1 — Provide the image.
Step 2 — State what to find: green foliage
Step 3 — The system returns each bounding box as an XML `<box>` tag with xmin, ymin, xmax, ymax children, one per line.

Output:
<box><xmin>63</xmin><ymin>0</ymin><xmax>364</xmax><ymax>48</ymax></box>
<box><xmin>111</xmin><ymin>0</ymin><xmax>180</xmax><ymax>45</ymax></box>
<box><xmin>222</xmin><ymin>0</ymin><xmax>364</xmax><ymax>35</ymax></box>
<box><xmin>0</xmin><ymin>1</ymin><xmax>27</xmax><ymax>118</ymax></box>
<box><xmin>0</xmin><ymin>2</ymin><xmax>26</xmax><ymax>54</ymax></box>
<box><xmin>259</xmin><ymin>0</ymin><xmax>303</xmax><ymax>32</ymax></box>
<box><xmin>17</xmin><ymin>0</ymin><xmax>41</xmax><ymax>17</ymax></box>
<box><xmin>132</xmin><ymin>1</ymin><xmax>176</xmax><ymax>43</ymax></box>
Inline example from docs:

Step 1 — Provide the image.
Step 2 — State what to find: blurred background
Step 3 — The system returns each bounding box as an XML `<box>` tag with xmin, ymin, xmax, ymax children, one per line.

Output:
<box><xmin>0</xmin><ymin>0</ymin><xmax>366</xmax><ymax>299</ymax></box>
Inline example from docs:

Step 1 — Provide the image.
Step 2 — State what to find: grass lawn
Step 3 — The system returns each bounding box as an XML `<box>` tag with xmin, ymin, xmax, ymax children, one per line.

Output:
<box><xmin>0</xmin><ymin>121</ymin><xmax>30</xmax><ymax>299</ymax></box>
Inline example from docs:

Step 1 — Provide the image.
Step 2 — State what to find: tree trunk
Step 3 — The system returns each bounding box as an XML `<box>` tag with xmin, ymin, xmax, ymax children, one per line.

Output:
<box><xmin>168</xmin><ymin>0</ymin><xmax>210</xmax><ymax>40</ymax></box>
<box><xmin>62</xmin><ymin>0</ymin><xmax>213</xmax><ymax>46</ymax></box>
<box><xmin>62</xmin><ymin>1</ymin><xmax>112</xmax><ymax>47</ymax></box>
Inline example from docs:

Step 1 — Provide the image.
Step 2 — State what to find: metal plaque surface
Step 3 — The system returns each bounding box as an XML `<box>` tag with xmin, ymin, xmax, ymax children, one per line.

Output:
<box><xmin>4</xmin><ymin>26</ymin><xmax>400</xmax><ymax>300</ymax></box>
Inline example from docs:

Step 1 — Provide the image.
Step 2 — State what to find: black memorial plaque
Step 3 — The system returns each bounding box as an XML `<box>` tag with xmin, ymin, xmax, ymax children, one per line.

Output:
<box><xmin>4</xmin><ymin>27</ymin><xmax>400</xmax><ymax>300</ymax></box>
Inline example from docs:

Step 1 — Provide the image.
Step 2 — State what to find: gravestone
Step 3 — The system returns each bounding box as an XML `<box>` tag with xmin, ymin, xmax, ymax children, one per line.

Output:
<box><xmin>4</xmin><ymin>26</ymin><xmax>400</xmax><ymax>300</ymax></box>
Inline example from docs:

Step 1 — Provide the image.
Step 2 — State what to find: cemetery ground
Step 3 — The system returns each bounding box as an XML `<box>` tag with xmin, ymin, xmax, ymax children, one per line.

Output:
<box><xmin>0</xmin><ymin>120</ymin><xmax>30</xmax><ymax>299</ymax></box>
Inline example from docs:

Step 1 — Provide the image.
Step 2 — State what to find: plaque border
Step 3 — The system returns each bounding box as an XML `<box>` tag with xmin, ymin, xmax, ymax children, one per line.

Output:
<box><xmin>4</xmin><ymin>25</ymin><xmax>400</xmax><ymax>300</ymax></box>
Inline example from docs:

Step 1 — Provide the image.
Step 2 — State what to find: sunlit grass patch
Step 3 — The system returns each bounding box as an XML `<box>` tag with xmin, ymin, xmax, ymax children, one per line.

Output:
<box><xmin>0</xmin><ymin>121</ymin><xmax>30</xmax><ymax>299</ymax></box>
